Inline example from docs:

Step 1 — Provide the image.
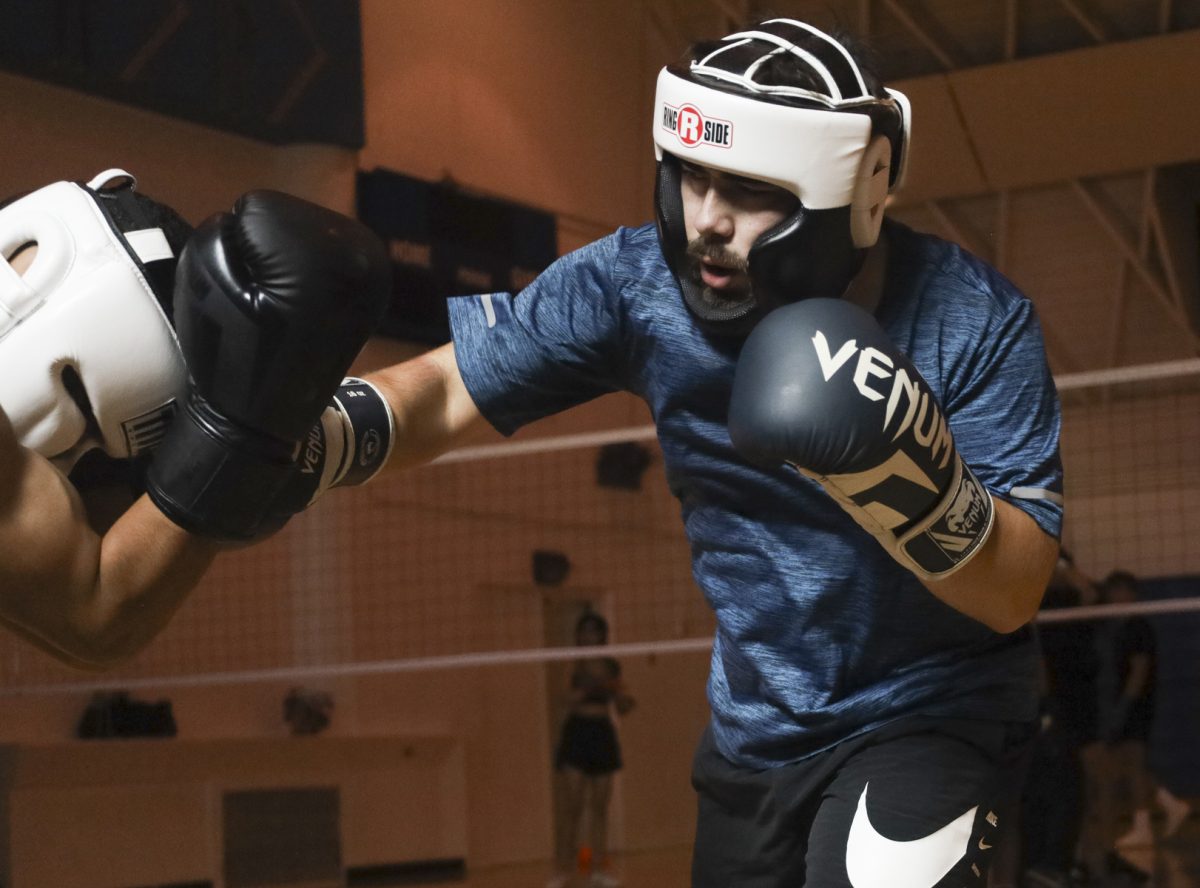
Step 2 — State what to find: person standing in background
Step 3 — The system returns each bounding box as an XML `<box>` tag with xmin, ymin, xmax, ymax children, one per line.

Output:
<box><xmin>1019</xmin><ymin>551</ymin><xmax>1100</xmax><ymax>886</ymax></box>
<box><xmin>1096</xmin><ymin>572</ymin><xmax>1191</xmax><ymax>850</ymax></box>
<box><xmin>549</xmin><ymin>612</ymin><xmax>635</xmax><ymax>888</ymax></box>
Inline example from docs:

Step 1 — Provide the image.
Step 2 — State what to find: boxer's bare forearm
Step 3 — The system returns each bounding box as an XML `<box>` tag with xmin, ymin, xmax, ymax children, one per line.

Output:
<box><xmin>922</xmin><ymin>499</ymin><xmax>1057</xmax><ymax>634</ymax></box>
<box><xmin>77</xmin><ymin>496</ymin><xmax>220</xmax><ymax>665</ymax></box>
<box><xmin>365</xmin><ymin>342</ymin><xmax>489</xmax><ymax>475</ymax></box>
<box><xmin>0</xmin><ymin>415</ymin><xmax>218</xmax><ymax>668</ymax></box>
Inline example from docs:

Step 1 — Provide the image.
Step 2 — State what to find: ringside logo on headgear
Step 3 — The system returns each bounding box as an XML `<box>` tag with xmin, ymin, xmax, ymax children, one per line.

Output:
<box><xmin>661</xmin><ymin>102</ymin><xmax>733</xmax><ymax>149</ymax></box>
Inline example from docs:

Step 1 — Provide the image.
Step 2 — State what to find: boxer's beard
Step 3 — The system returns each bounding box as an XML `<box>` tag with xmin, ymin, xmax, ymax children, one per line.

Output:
<box><xmin>684</xmin><ymin>238</ymin><xmax>753</xmax><ymax>313</ymax></box>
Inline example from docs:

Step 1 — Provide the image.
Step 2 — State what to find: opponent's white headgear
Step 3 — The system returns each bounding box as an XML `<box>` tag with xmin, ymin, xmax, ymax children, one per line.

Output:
<box><xmin>0</xmin><ymin>170</ymin><xmax>191</xmax><ymax>468</ymax></box>
<box><xmin>652</xmin><ymin>20</ymin><xmax>911</xmax><ymax>332</ymax></box>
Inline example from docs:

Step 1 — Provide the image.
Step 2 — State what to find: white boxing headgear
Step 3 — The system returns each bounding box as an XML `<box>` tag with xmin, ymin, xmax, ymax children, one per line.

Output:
<box><xmin>0</xmin><ymin>170</ymin><xmax>191</xmax><ymax>467</ymax></box>
<box><xmin>652</xmin><ymin>20</ymin><xmax>912</xmax><ymax>333</ymax></box>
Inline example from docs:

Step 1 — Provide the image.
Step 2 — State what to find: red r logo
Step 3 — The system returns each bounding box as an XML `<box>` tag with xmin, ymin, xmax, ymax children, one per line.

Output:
<box><xmin>678</xmin><ymin>105</ymin><xmax>703</xmax><ymax>146</ymax></box>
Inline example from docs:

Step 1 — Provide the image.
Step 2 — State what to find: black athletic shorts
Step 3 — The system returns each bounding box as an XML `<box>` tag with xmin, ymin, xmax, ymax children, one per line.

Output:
<box><xmin>556</xmin><ymin>713</ymin><xmax>622</xmax><ymax>776</ymax></box>
<box><xmin>690</xmin><ymin>716</ymin><xmax>1036</xmax><ymax>888</ymax></box>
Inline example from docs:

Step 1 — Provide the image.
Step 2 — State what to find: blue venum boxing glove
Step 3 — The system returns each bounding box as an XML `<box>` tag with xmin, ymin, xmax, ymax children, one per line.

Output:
<box><xmin>146</xmin><ymin>191</ymin><xmax>391</xmax><ymax>540</ymax></box>
<box><xmin>729</xmin><ymin>298</ymin><xmax>994</xmax><ymax>579</ymax></box>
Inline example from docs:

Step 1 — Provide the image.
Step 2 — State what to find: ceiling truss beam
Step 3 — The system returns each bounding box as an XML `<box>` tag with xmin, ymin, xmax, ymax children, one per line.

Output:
<box><xmin>1158</xmin><ymin>0</ymin><xmax>1174</xmax><ymax>32</ymax></box>
<box><xmin>1054</xmin><ymin>0</ymin><xmax>1109</xmax><ymax>43</ymax></box>
<box><xmin>1004</xmin><ymin>0</ymin><xmax>1019</xmax><ymax>60</ymax></box>
<box><xmin>923</xmin><ymin>199</ymin><xmax>992</xmax><ymax>264</ymax></box>
<box><xmin>877</xmin><ymin>0</ymin><xmax>963</xmax><ymax>70</ymax></box>
<box><xmin>1072</xmin><ymin>177</ymin><xmax>1195</xmax><ymax>343</ymax></box>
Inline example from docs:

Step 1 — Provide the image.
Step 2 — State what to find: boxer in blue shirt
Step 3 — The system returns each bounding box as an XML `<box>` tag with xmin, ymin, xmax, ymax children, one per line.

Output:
<box><xmin>354</xmin><ymin>19</ymin><xmax>1062</xmax><ymax>887</ymax></box>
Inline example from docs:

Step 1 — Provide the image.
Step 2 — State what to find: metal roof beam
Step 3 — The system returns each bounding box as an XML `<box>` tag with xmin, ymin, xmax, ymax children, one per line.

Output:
<box><xmin>892</xmin><ymin>31</ymin><xmax>1200</xmax><ymax>206</ymax></box>
<box><xmin>1072</xmin><ymin>177</ymin><xmax>1188</xmax><ymax>334</ymax></box>
<box><xmin>1158</xmin><ymin>0</ymin><xmax>1174</xmax><ymax>32</ymax></box>
<box><xmin>1054</xmin><ymin>0</ymin><xmax>1109</xmax><ymax>43</ymax></box>
<box><xmin>1004</xmin><ymin>0</ymin><xmax>1019</xmax><ymax>60</ymax></box>
<box><xmin>877</xmin><ymin>0</ymin><xmax>963</xmax><ymax>70</ymax></box>
<box><xmin>923</xmin><ymin>199</ymin><xmax>993</xmax><ymax>264</ymax></box>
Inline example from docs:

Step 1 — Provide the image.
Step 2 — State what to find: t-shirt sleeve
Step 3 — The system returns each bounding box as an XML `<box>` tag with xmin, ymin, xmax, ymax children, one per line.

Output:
<box><xmin>447</xmin><ymin>232</ymin><xmax>628</xmax><ymax>436</ymax></box>
<box><xmin>946</xmin><ymin>294</ymin><xmax>1064</xmax><ymax>540</ymax></box>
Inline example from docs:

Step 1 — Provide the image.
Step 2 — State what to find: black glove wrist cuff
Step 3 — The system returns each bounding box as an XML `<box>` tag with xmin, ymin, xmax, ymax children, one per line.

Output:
<box><xmin>331</xmin><ymin>377</ymin><xmax>395</xmax><ymax>488</ymax></box>
<box><xmin>146</xmin><ymin>396</ymin><xmax>298</xmax><ymax>541</ymax></box>
<box><xmin>899</xmin><ymin>456</ymin><xmax>995</xmax><ymax>578</ymax></box>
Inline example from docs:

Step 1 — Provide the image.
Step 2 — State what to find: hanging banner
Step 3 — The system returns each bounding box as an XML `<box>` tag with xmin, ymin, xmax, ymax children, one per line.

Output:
<box><xmin>356</xmin><ymin>167</ymin><xmax>558</xmax><ymax>344</ymax></box>
<box><xmin>0</xmin><ymin>0</ymin><xmax>365</xmax><ymax>147</ymax></box>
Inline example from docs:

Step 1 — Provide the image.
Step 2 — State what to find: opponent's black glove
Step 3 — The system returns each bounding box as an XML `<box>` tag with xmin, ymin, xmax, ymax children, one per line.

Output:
<box><xmin>146</xmin><ymin>191</ymin><xmax>390</xmax><ymax>540</ymax></box>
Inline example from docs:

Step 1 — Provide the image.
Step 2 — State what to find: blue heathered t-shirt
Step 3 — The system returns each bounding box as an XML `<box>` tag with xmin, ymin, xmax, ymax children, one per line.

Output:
<box><xmin>448</xmin><ymin>219</ymin><xmax>1063</xmax><ymax>769</ymax></box>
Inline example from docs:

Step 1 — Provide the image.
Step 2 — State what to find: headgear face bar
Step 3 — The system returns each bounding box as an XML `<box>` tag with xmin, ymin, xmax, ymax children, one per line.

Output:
<box><xmin>652</xmin><ymin>20</ymin><xmax>911</xmax><ymax>333</ymax></box>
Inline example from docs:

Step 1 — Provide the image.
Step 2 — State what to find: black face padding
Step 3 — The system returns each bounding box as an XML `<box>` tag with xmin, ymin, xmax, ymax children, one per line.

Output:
<box><xmin>655</xmin><ymin>151</ymin><xmax>867</xmax><ymax>337</ymax></box>
<box><xmin>654</xmin><ymin>155</ymin><xmax>756</xmax><ymax>331</ymax></box>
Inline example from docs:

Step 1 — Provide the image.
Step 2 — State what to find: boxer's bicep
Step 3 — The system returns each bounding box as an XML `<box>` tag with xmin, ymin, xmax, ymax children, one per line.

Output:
<box><xmin>0</xmin><ymin>404</ymin><xmax>99</xmax><ymax>591</ymax></box>
<box><xmin>434</xmin><ymin>343</ymin><xmax>491</xmax><ymax>442</ymax></box>
<box><xmin>0</xmin><ymin>406</ymin><xmax>217</xmax><ymax>669</ymax></box>
<box><xmin>0</xmin><ymin>413</ymin><xmax>109</xmax><ymax>666</ymax></box>
<box><xmin>365</xmin><ymin>342</ymin><xmax>493</xmax><ymax>474</ymax></box>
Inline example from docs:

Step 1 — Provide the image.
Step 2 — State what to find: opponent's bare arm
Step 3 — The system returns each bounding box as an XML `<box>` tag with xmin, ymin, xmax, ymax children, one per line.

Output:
<box><xmin>0</xmin><ymin>405</ymin><xmax>219</xmax><ymax>669</ymax></box>
<box><xmin>364</xmin><ymin>343</ymin><xmax>489</xmax><ymax>474</ymax></box>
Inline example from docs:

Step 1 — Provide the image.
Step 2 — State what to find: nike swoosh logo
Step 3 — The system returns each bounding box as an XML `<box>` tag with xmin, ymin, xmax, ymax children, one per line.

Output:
<box><xmin>845</xmin><ymin>782</ymin><xmax>977</xmax><ymax>888</ymax></box>
<box><xmin>979</xmin><ymin>837</ymin><xmax>992</xmax><ymax>850</ymax></box>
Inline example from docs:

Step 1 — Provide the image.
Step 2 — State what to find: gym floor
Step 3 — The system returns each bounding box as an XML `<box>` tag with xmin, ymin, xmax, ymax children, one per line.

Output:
<box><xmin>455</xmin><ymin>817</ymin><xmax>1200</xmax><ymax>887</ymax></box>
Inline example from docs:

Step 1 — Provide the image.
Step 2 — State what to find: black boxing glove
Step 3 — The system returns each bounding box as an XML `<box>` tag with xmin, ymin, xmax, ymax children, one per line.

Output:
<box><xmin>146</xmin><ymin>191</ymin><xmax>390</xmax><ymax>540</ymax></box>
<box><xmin>728</xmin><ymin>298</ymin><xmax>994</xmax><ymax>579</ymax></box>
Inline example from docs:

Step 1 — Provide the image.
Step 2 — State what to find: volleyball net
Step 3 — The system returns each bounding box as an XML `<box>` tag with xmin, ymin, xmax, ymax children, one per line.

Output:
<box><xmin>1</xmin><ymin>358</ymin><xmax>1198</xmax><ymax>695</ymax></box>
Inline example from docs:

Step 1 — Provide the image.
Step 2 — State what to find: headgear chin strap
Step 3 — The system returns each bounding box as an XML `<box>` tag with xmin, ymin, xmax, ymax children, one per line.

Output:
<box><xmin>652</xmin><ymin>19</ymin><xmax>911</xmax><ymax>333</ymax></box>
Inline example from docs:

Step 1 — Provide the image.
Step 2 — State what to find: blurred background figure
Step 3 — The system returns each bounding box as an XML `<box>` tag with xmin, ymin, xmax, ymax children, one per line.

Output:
<box><xmin>1096</xmin><ymin>572</ymin><xmax>1191</xmax><ymax>850</ymax></box>
<box><xmin>283</xmin><ymin>687</ymin><xmax>335</xmax><ymax>737</ymax></box>
<box><xmin>1075</xmin><ymin>569</ymin><xmax>1191</xmax><ymax>884</ymax></box>
<box><xmin>548</xmin><ymin>612</ymin><xmax>635</xmax><ymax>888</ymax></box>
<box><xmin>1019</xmin><ymin>551</ymin><xmax>1100</xmax><ymax>886</ymax></box>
